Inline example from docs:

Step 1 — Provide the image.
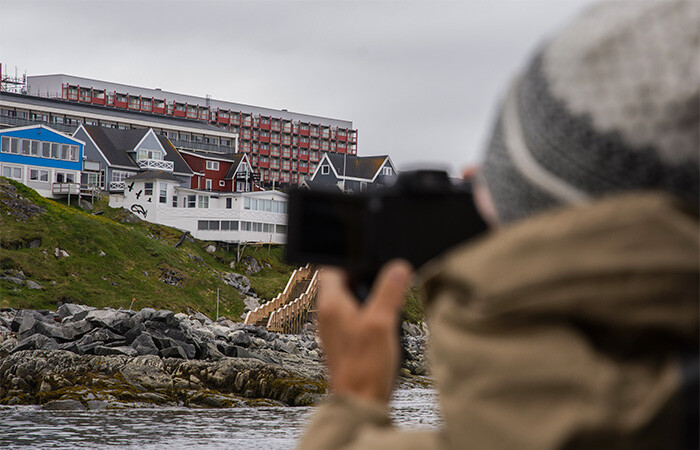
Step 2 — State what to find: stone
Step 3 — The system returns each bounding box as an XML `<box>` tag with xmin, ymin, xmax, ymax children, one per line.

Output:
<box><xmin>27</xmin><ymin>238</ymin><xmax>42</xmax><ymax>248</ymax></box>
<box><xmin>85</xmin><ymin>310</ymin><xmax>131</xmax><ymax>334</ymax></box>
<box><xmin>79</xmin><ymin>199</ymin><xmax>93</xmax><ymax>211</ymax></box>
<box><xmin>150</xmin><ymin>310</ymin><xmax>177</xmax><ymax>327</ymax></box>
<box><xmin>54</xmin><ymin>247</ymin><xmax>70</xmax><ymax>258</ymax></box>
<box><xmin>98</xmin><ymin>250</ymin><xmax>106</xmax><ymax>257</ymax></box>
<box><xmin>26</xmin><ymin>280</ymin><xmax>43</xmax><ymax>290</ymax></box>
<box><xmin>204</xmin><ymin>342</ymin><xmax>224</xmax><ymax>360</ymax></box>
<box><xmin>242</xmin><ymin>256</ymin><xmax>263</xmax><ymax>275</ymax></box>
<box><xmin>94</xmin><ymin>345</ymin><xmax>138</xmax><ymax>357</ymax></box>
<box><xmin>192</xmin><ymin>311</ymin><xmax>212</xmax><ymax>326</ymax></box>
<box><xmin>87</xmin><ymin>400</ymin><xmax>108</xmax><ymax>410</ymax></box>
<box><xmin>1</xmin><ymin>276</ymin><xmax>23</xmax><ymax>286</ymax></box>
<box><xmin>130</xmin><ymin>333</ymin><xmax>159</xmax><ymax>356</ymax></box>
<box><xmin>125</xmin><ymin>323</ymin><xmax>146</xmax><ymax>344</ymax></box>
<box><xmin>160</xmin><ymin>346</ymin><xmax>188</xmax><ymax>359</ymax></box>
<box><xmin>230</xmin><ymin>330</ymin><xmax>252</xmax><ymax>347</ymax></box>
<box><xmin>243</xmin><ymin>296</ymin><xmax>261</xmax><ymax>313</ymax></box>
<box><xmin>11</xmin><ymin>334</ymin><xmax>58</xmax><ymax>353</ymax></box>
<box><xmin>401</xmin><ymin>321</ymin><xmax>422</xmax><ymax>337</ymax></box>
<box><xmin>43</xmin><ymin>399</ymin><xmax>87</xmax><ymax>411</ymax></box>
<box><xmin>57</xmin><ymin>303</ymin><xmax>94</xmax><ymax>321</ymax></box>
<box><xmin>139</xmin><ymin>307</ymin><xmax>156</xmax><ymax>321</ymax></box>
<box><xmin>203</xmin><ymin>244</ymin><xmax>217</xmax><ymax>253</ymax></box>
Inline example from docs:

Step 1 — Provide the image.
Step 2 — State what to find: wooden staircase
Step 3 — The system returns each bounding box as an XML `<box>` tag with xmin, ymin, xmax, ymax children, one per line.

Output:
<box><xmin>244</xmin><ymin>265</ymin><xmax>318</xmax><ymax>334</ymax></box>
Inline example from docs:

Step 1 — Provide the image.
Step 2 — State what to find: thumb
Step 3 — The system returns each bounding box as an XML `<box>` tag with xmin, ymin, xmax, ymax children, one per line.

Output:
<box><xmin>366</xmin><ymin>259</ymin><xmax>413</xmax><ymax>318</ymax></box>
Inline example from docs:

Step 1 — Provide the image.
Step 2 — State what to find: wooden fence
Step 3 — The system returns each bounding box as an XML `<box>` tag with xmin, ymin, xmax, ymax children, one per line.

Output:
<box><xmin>266</xmin><ymin>269</ymin><xmax>318</xmax><ymax>334</ymax></box>
<box><xmin>243</xmin><ymin>264</ymin><xmax>317</xmax><ymax>331</ymax></box>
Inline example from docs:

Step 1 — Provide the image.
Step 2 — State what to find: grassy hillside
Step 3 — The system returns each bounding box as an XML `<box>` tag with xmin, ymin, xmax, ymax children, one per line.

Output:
<box><xmin>0</xmin><ymin>178</ymin><xmax>295</xmax><ymax>319</ymax></box>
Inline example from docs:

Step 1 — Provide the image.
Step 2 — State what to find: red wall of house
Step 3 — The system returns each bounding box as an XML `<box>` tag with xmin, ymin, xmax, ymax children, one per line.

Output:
<box><xmin>181</xmin><ymin>153</ymin><xmax>233</xmax><ymax>191</ymax></box>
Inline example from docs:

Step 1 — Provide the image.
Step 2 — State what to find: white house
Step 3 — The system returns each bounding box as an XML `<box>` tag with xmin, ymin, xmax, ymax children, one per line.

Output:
<box><xmin>122</xmin><ymin>171</ymin><xmax>287</xmax><ymax>244</ymax></box>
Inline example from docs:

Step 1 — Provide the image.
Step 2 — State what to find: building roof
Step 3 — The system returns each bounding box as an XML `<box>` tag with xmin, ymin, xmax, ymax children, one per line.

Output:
<box><xmin>28</xmin><ymin>74</ymin><xmax>354</xmax><ymax>129</ymax></box>
<box><xmin>0</xmin><ymin>91</ymin><xmax>234</xmax><ymax>137</ymax></box>
<box><xmin>124</xmin><ymin>170</ymin><xmax>182</xmax><ymax>182</ymax></box>
<box><xmin>325</xmin><ymin>153</ymin><xmax>389</xmax><ymax>180</ymax></box>
<box><xmin>223</xmin><ymin>154</ymin><xmax>247</xmax><ymax>179</ymax></box>
<box><xmin>82</xmin><ymin>125</ymin><xmax>192</xmax><ymax>175</ymax></box>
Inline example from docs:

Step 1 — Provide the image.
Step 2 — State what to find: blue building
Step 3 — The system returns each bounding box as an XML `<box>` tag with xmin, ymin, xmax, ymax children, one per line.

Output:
<box><xmin>0</xmin><ymin>125</ymin><xmax>84</xmax><ymax>197</ymax></box>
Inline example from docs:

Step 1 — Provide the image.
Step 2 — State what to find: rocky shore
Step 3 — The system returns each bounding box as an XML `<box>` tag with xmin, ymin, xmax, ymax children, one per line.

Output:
<box><xmin>0</xmin><ymin>305</ymin><xmax>427</xmax><ymax>410</ymax></box>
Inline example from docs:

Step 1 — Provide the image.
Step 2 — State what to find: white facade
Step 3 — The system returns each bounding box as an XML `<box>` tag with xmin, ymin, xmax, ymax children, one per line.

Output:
<box><xmin>114</xmin><ymin>177</ymin><xmax>288</xmax><ymax>244</ymax></box>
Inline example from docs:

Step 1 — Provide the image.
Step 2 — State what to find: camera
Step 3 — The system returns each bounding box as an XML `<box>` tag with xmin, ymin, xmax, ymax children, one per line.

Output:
<box><xmin>285</xmin><ymin>170</ymin><xmax>488</xmax><ymax>299</ymax></box>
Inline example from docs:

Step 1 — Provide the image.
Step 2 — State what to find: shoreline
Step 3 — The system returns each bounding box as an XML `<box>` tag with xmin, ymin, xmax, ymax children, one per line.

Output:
<box><xmin>0</xmin><ymin>305</ymin><xmax>428</xmax><ymax>410</ymax></box>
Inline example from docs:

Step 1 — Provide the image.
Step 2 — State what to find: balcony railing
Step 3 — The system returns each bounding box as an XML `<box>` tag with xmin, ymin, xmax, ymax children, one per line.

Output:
<box><xmin>109</xmin><ymin>181</ymin><xmax>126</xmax><ymax>191</ymax></box>
<box><xmin>138</xmin><ymin>159</ymin><xmax>174</xmax><ymax>172</ymax></box>
<box><xmin>169</xmin><ymin>138</ymin><xmax>236</xmax><ymax>154</ymax></box>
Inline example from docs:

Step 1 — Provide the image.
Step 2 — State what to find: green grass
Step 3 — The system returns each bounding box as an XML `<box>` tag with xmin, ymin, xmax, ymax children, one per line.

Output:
<box><xmin>0</xmin><ymin>178</ymin><xmax>295</xmax><ymax>318</ymax></box>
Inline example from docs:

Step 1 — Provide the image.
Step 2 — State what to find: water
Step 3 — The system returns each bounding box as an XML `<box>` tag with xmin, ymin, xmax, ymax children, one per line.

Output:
<box><xmin>0</xmin><ymin>387</ymin><xmax>442</xmax><ymax>449</ymax></box>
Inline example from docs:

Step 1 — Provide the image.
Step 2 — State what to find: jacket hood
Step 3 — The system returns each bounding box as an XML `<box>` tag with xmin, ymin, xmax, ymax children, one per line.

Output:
<box><xmin>420</xmin><ymin>192</ymin><xmax>698</xmax><ymax>449</ymax></box>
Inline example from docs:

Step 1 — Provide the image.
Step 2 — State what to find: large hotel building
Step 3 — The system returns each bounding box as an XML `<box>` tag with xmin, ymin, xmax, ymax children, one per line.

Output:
<box><xmin>0</xmin><ymin>69</ymin><xmax>357</xmax><ymax>188</ymax></box>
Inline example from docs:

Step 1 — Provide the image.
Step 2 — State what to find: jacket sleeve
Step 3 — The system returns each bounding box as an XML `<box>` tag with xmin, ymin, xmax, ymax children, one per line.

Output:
<box><xmin>297</xmin><ymin>394</ymin><xmax>441</xmax><ymax>450</ymax></box>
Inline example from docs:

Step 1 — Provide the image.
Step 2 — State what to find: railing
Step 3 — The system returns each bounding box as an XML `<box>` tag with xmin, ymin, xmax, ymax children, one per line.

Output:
<box><xmin>168</xmin><ymin>138</ymin><xmax>235</xmax><ymax>154</ymax></box>
<box><xmin>109</xmin><ymin>181</ymin><xmax>125</xmax><ymax>191</ymax></box>
<box><xmin>244</xmin><ymin>265</ymin><xmax>316</xmax><ymax>327</ymax></box>
<box><xmin>52</xmin><ymin>182</ymin><xmax>80</xmax><ymax>195</ymax></box>
<box><xmin>138</xmin><ymin>159</ymin><xmax>174</xmax><ymax>172</ymax></box>
<box><xmin>266</xmin><ymin>270</ymin><xmax>318</xmax><ymax>334</ymax></box>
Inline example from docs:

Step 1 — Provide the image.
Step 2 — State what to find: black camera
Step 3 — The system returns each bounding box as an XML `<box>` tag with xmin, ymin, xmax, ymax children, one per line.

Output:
<box><xmin>285</xmin><ymin>170</ymin><xmax>488</xmax><ymax>299</ymax></box>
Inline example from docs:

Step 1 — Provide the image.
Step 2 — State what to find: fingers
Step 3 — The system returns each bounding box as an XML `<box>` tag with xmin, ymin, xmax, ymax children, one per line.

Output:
<box><xmin>317</xmin><ymin>266</ymin><xmax>358</xmax><ymax>322</ymax></box>
<box><xmin>366</xmin><ymin>259</ymin><xmax>413</xmax><ymax>319</ymax></box>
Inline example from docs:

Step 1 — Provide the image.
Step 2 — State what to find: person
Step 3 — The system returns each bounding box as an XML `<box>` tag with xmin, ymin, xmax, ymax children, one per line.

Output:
<box><xmin>299</xmin><ymin>1</ymin><xmax>699</xmax><ymax>449</ymax></box>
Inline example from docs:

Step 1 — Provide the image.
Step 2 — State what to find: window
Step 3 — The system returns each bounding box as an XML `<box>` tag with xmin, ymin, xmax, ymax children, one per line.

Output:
<box><xmin>1</xmin><ymin>166</ymin><xmax>10</xmax><ymax>178</ymax></box>
<box><xmin>219</xmin><ymin>180</ymin><xmax>225</xmax><ymax>187</ymax></box>
<box><xmin>10</xmin><ymin>138</ymin><xmax>19</xmax><ymax>154</ymax></box>
<box><xmin>197</xmin><ymin>195</ymin><xmax>209</xmax><ymax>208</ymax></box>
<box><xmin>12</xmin><ymin>167</ymin><xmax>22</xmax><ymax>179</ymax></box>
<box><xmin>187</xmin><ymin>195</ymin><xmax>196</xmax><ymax>208</ymax></box>
<box><xmin>112</xmin><ymin>171</ymin><xmax>134</xmax><ymax>183</ymax></box>
<box><xmin>31</xmin><ymin>141</ymin><xmax>39</xmax><ymax>156</ymax></box>
<box><xmin>206</xmin><ymin>161</ymin><xmax>219</xmax><ymax>171</ymax></box>
<box><xmin>39</xmin><ymin>170</ymin><xmax>49</xmax><ymax>182</ymax></box>
<box><xmin>51</xmin><ymin>143</ymin><xmax>59</xmax><ymax>159</ymax></box>
<box><xmin>29</xmin><ymin>169</ymin><xmax>39</xmax><ymax>181</ymax></box>
<box><xmin>172</xmin><ymin>196</ymin><xmax>178</xmax><ymax>208</ymax></box>
<box><xmin>0</xmin><ymin>136</ymin><xmax>9</xmax><ymax>153</ymax></box>
<box><xmin>208</xmin><ymin>220</ymin><xmax>219</xmax><ymax>231</ymax></box>
<box><xmin>220</xmin><ymin>220</ymin><xmax>239</xmax><ymax>231</ymax></box>
<box><xmin>159</xmin><ymin>184</ymin><xmax>167</xmax><ymax>204</ymax></box>
<box><xmin>321</xmin><ymin>165</ymin><xmax>330</xmax><ymax>175</ymax></box>
<box><xmin>86</xmin><ymin>172</ymin><xmax>99</xmax><ymax>186</ymax></box>
<box><xmin>61</xmin><ymin>144</ymin><xmax>70</xmax><ymax>160</ymax></box>
<box><xmin>198</xmin><ymin>220</ymin><xmax>208</xmax><ymax>231</ymax></box>
<box><xmin>276</xmin><ymin>224</ymin><xmax>287</xmax><ymax>234</ymax></box>
<box><xmin>145</xmin><ymin>182</ymin><xmax>154</xmax><ymax>196</ymax></box>
<box><xmin>70</xmin><ymin>145</ymin><xmax>79</xmax><ymax>161</ymax></box>
<box><xmin>42</xmin><ymin>142</ymin><xmax>51</xmax><ymax>158</ymax></box>
<box><xmin>383</xmin><ymin>167</ymin><xmax>393</xmax><ymax>176</ymax></box>
<box><xmin>263</xmin><ymin>223</ymin><xmax>274</xmax><ymax>233</ymax></box>
<box><xmin>226</xmin><ymin>198</ymin><xmax>232</xmax><ymax>209</ymax></box>
<box><xmin>240</xmin><ymin>221</ymin><xmax>252</xmax><ymax>231</ymax></box>
<box><xmin>137</xmin><ymin>149</ymin><xmax>162</xmax><ymax>161</ymax></box>
<box><xmin>205</xmin><ymin>179</ymin><xmax>212</xmax><ymax>190</ymax></box>
<box><xmin>21</xmin><ymin>140</ymin><xmax>31</xmax><ymax>155</ymax></box>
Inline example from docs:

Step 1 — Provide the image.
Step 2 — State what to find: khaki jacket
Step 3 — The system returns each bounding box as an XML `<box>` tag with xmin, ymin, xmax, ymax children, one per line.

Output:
<box><xmin>299</xmin><ymin>193</ymin><xmax>699</xmax><ymax>450</ymax></box>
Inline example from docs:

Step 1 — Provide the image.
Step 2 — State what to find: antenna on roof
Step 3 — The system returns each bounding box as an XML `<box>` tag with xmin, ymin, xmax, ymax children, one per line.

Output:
<box><xmin>205</xmin><ymin>94</ymin><xmax>211</xmax><ymax>108</ymax></box>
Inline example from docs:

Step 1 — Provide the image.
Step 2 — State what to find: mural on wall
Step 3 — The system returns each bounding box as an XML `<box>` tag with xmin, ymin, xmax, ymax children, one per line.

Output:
<box><xmin>130</xmin><ymin>204</ymin><xmax>147</xmax><ymax>218</ymax></box>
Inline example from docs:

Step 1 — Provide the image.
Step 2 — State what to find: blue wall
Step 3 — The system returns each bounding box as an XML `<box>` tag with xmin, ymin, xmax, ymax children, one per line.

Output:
<box><xmin>0</xmin><ymin>126</ymin><xmax>83</xmax><ymax>171</ymax></box>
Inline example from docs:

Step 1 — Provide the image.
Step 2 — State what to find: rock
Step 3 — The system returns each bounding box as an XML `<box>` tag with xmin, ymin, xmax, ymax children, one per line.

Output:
<box><xmin>124</xmin><ymin>323</ymin><xmax>146</xmax><ymax>344</ymax></box>
<box><xmin>85</xmin><ymin>310</ymin><xmax>131</xmax><ymax>334</ymax></box>
<box><xmin>26</xmin><ymin>280</ymin><xmax>43</xmax><ymax>290</ymax></box>
<box><xmin>94</xmin><ymin>345</ymin><xmax>138</xmax><ymax>357</ymax></box>
<box><xmin>27</xmin><ymin>238</ymin><xmax>42</xmax><ymax>248</ymax></box>
<box><xmin>242</xmin><ymin>256</ymin><xmax>262</xmax><ymax>275</ymax></box>
<box><xmin>243</xmin><ymin>296</ymin><xmax>261</xmax><ymax>313</ymax></box>
<box><xmin>1</xmin><ymin>276</ymin><xmax>23</xmax><ymax>286</ymax></box>
<box><xmin>130</xmin><ymin>333</ymin><xmax>159</xmax><ymax>356</ymax></box>
<box><xmin>43</xmin><ymin>399</ymin><xmax>87</xmax><ymax>411</ymax></box>
<box><xmin>230</xmin><ymin>330</ymin><xmax>252</xmax><ymax>347</ymax></box>
<box><xmin>401</xmin><ymin>321</ymin><xmax>421</xmax><ymax>337</ymax></box>
<box><xmin>203</xmin><ymin>342</ymin><xmax>224</xmax><ymax>360</ymax></box>
<box><xmin>203</xmin><ymin>244</ymin><xmax>217</xmax><ymax>253</ymax></box>
<box><xmin>220</xmin><ymin>272</ymin><xmax>251</xmax><ymax>294</ymax></box>
<box><xmin>119</xmin><ymin>210</ymin><xmax>141</xmax><ymax>224</ymax></box>
<box><xmin>54</xmin><ymin>247</ymin><xmax>70</xmax><ymax>258</ymax></box>
<box><xmin>160</xmin><ymin>346</ymin><xmax>188</xmax><ymax>359</ymax></box>
<box><xmin>139</xmin><ymin>307</ymin><xmax>156</xmax><ymax>321</ymax></box>
<box><xmin>191</xmin><ymin>311</ymin><xmax>212</xmax><ymax>326</ymax></box>
<box><xmin>57</xmin><ymin>303</ymin><xmax>94</xmax><ymax>321</ymax></box>
<box><xmin>273</xmin><ymin>339</ymin><xmax>299</xmax><ymax>355</ymax></box>
<box><xmin>79</xmin><ymin>199</ymin><xmax>93</xmax><ymax>211</ymax></box>
<box><xmin>87</xmin><ymin>400</ymin><xmax>108</xmax><ymax>410</ymax></box>
<box><xmin>99</xmin><ymin>250</ymin><xmax>106</xmax><ymax>257</ymax></box>
<box><xmin>15</xmin><ymin>270</ymin><xmax>26</xmax><ymax>280</ymax></box>
<box><xmin>11</xmin><ymin>334</ymin><xmax>58</xmax><ymax>353</ymax></box>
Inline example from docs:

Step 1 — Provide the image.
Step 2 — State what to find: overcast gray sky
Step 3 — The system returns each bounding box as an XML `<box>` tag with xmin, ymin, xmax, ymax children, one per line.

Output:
<box><xmin>0</xmin><ymin>0</ymin><xmax>596</xmax><ymax>174</ymax></box>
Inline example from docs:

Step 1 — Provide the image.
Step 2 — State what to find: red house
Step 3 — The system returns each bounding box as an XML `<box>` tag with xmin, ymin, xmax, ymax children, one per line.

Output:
<box><xmin>178</xmin><ymin>150</ymin><xmax>257</xmax><ymax>192</ymax></box>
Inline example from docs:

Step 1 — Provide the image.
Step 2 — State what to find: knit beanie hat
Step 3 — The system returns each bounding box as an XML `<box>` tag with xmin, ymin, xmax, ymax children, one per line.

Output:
<box><xmin>481</xmin><ymin>1</ymin><xmax>699</xmax><ymax>224</ymax></box>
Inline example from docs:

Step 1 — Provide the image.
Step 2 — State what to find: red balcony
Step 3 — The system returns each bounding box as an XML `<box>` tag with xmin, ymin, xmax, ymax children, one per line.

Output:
<box><xmin>270</xmin><ymin>148</ymin><xmax>280</xmax><ymax>157</ymax></box>
<box><xmin>259</xmin><ymin>135</ymin><xmax>270</xmax><ymax>143</ymax></box>
<box><xmin>298</xmin><ymin>152</ymin><xmax>309</xmax><ymax>161</ymax></box>
<box><xmin>257</xmin><ymin>160</ymin><xmax>270</xmax><ymax>169</ymax></box>
<box><xmin>299</xmin><ymin>140</ymin><xmax>309</xmax><ymax>149</ymax></box>
<box><xmin>258</xmin><ymin>147</ymin><xmax>270</xmax><ymax>156</ymax></box>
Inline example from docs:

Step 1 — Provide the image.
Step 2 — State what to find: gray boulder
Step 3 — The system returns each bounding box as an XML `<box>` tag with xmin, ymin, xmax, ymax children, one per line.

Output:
<box><xmin>242</xmin><ymin>256</ymin><xmax>262</xmax><ymax>275</ymax></box>
<box><xmin>230</xmin><ymin>330</ymin><xmax>252</xmax><ymax>347</ymax></box>
<box><xmin>85</xmin><ymin>310</ymin><xmax>131</xmax><ymax>334</ymax></box>
<box><xmin>57</xmin><ymin>303</ymin><xmax>94</xmax><ymax>321</ymax></box>
<box><xmin>43</xmin><ymin>399</ymin><xmax>87</xmax><ymax>411</ymax></box>
<box><xmin>130</xmin><ymin>333</ymin><xmax>159</xmax><ymax>356</ymax></box>
<box><xmin>26</xmin><ymin>280</ymin><xmax>42</xmax><ymax>290</ymax></box>
<box><xmin>94</xmin><ymin>345</ymin><xmax>138</xmax><ymax>357</ymax></box>
<box><xmin>160</xmin><ymin>346</ymin><xmax>188</xmax><ymax>359</ymax></box>
<box><xmin>11</xmin><ymin>334</ymin><xmax>58</xmax><ymax>353</ymax></box>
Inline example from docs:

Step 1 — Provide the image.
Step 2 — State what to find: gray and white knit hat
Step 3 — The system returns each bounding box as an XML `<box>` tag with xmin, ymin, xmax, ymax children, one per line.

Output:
<box><xmin>481</xmin><ymin>1</ymin><xmax>699</xmax><ymax>224</ymax></box>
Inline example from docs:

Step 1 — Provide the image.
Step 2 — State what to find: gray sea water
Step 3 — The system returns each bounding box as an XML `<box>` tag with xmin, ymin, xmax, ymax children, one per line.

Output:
<box><xmin>0</xmin><ymin>387</ymin><xmax>442</xmax><ymax>449</ymax></box>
